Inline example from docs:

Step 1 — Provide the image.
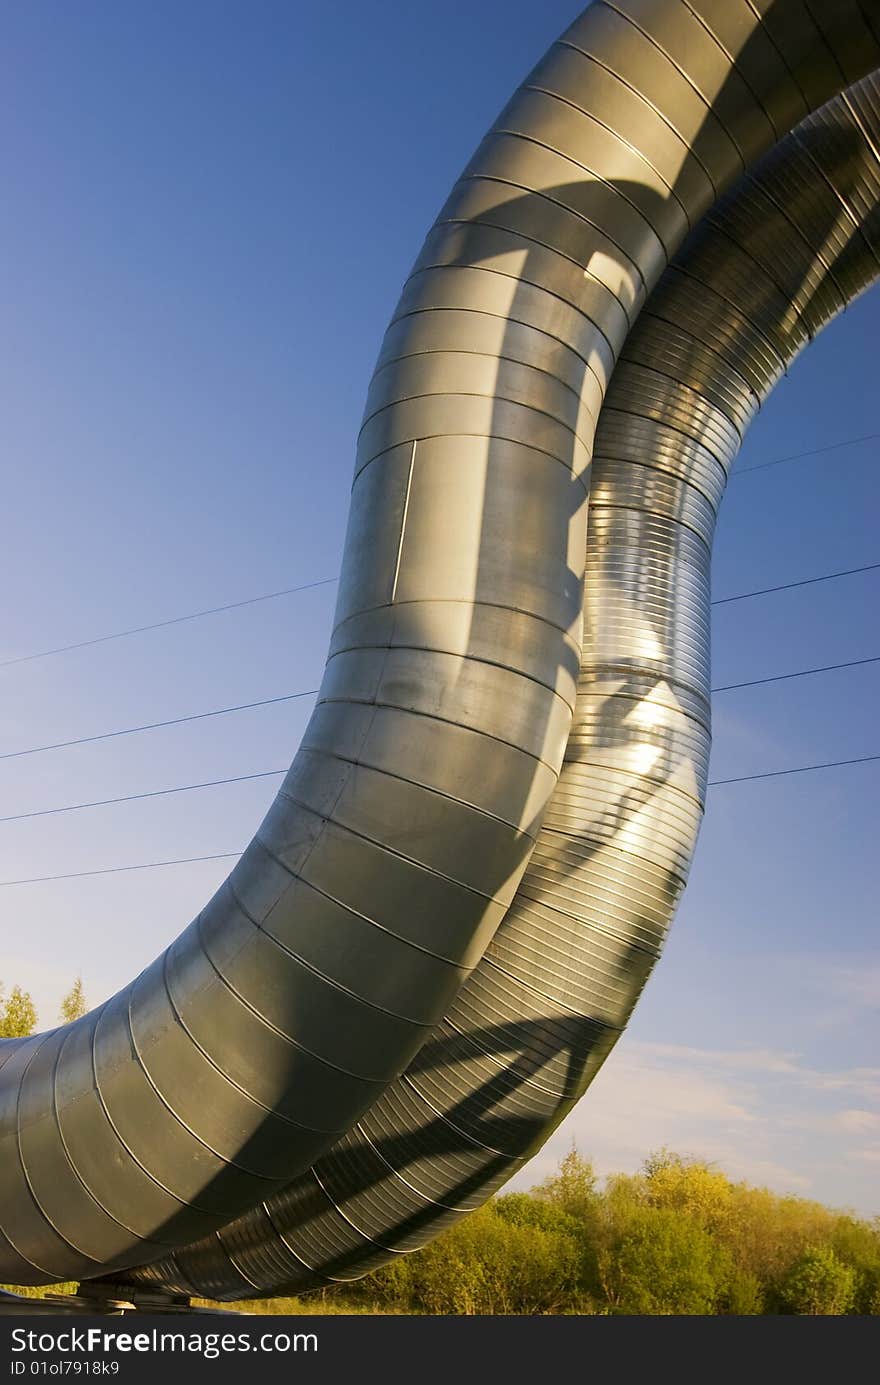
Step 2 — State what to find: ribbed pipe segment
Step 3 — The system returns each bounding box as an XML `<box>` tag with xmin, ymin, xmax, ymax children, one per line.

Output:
<box><xmin>2</xmin><ymin>0</ymin><xmax>878</xmax><ymax>1291</ymax></box>
<box><xmin>117</xmin><ymin>15</ymin><xmax>880</xmax><ymax>1299</ymax></box>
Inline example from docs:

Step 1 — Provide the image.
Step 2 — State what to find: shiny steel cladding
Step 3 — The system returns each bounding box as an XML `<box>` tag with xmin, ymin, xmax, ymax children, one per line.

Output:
<box><xmin>117</xmin><ymin>7</ymin><xmax>880</xmax><ymax>1299</ymax></box>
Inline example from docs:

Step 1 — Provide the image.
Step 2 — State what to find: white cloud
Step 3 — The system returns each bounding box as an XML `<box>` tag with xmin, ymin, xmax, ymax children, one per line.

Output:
<box><xmin>827</xmin><ymin>965</ymin><xmax>880</xmax><ymax>1011</ymax></box>
<box><xmin>509</xmin><ymin>1037</ymin><xmax>880</xmax><ymax>1215</ymax></box>
<box><xmin>833</xmin><ymin>1109</ymin><xmax>880</xmax><ymax>1134</ymax></box>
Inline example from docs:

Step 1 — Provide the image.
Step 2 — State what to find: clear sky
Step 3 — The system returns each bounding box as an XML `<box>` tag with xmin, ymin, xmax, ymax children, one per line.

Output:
<box><xmin>1</xmin><ymin>1</ymin><xmax>877</xmax><ymax>1216</ymax></box>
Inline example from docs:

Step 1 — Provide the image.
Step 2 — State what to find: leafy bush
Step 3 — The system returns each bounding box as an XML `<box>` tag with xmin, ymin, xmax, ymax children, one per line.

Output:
<box><xmin>779</xmin><ymin>1245</ymin><xmax>856</xmax><ymax>1315</ymax></box>
<box><xmin>600</xmin><ymin>1206</ymin><xmax>727</xmax><ymax>1315</ymax></box>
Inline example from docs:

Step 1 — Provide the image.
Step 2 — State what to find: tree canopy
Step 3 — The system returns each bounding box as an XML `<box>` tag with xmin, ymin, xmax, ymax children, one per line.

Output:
<box><xmin>0</xmin><ymin>983</ymin><xmax>37</xmax><ymax>1038</ymax></box>
<box><xmin>60</xmin><ymin>976</ymin><xmax>88</xmax><ymax>1023</ymax></box>
<box><xmin>327</xmin><ymin>1149</ymin><xmax>879</xmax><ymax>1316</ymax></box>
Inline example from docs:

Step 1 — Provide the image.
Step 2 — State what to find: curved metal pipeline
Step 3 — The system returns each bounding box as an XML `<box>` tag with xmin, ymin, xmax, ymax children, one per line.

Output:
<box><xmin>3</xmin><ymin>0</ymin><xmax>878</xmax><ymax>1289</ymax></box>
<box><xmin>117</xmin><ymin>23</ymin><xmax>880</xmax><ymax>1298</ymax></box>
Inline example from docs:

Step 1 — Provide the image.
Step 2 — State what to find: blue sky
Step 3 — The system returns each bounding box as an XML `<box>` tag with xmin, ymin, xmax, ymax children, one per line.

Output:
<box><xmin>1</xmin><ymin>1</ymin><xmax>877</xmax><ymax>1215</ymax></box>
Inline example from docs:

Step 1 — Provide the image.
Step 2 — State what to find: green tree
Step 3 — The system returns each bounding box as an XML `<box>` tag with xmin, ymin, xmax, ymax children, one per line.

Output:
<box><xmin>780</xmin><ymin>1245</ymin><xmax>856</xmax><ymax>1315</ymax></box>
<box><xmin>721</xmin><ymin>1183</ymin><xmax>836</xmax><ymax>1290</ymax></box>
<box><xmin>0</xmin><ymin>984</ymin><xmax>38</xmax><ymax>1038</ymax></box>
<box><xmin>828</xmin><ymin>1215</ymin><xmax>880</xmax><ymax>1313</ymax></box>
<box><xmin>536</xmin><ymin>1147</ymin><xmax>598</xmax><ymax>1218</ymax></box>
<box><xmin>359</xmin><ymin>1203</ymin><xmax>583</xmax><ymax>1315</ymax></box>
<box><xmin>643</xmin><ymin>1151</ymin><xmax>733</xmax><ymax>1233</ymax></box>
<box><xmin>602</xmin><ymin>1205</ymin><xmax>727</xmax><ymax>1315</ymax></box>
<box><xmin>721</xmin><ymin>1269</ymin><xmax>764</xmax><ymax>1315</ymax></box>
<box><xmin>535</xmin><ymin>1150</ymin><xmax>607</xmax><ymax>1303</ymax></box>
<box><xmin>60</xmin><ymin>977</ymin><xmax>88</xmax><ymax>1023</ymax></box>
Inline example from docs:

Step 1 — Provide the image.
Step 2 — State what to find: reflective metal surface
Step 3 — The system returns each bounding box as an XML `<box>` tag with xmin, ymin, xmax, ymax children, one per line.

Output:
<box><xmin>2</xmin><ymin>0</ymin><xmax>879</xmax><ymax>1292</ymax></box>
<box><xmin>124</xmin><ymin>55</ymin><xmax>880</xmax><ymax>1299</ymax></box>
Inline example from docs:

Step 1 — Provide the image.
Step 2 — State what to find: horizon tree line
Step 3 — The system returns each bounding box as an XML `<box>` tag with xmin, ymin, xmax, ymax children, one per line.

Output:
<box><xmin>0</xmin><ymin>975</ymin><xmax>87</xmax><ymax>1038</ymax></box>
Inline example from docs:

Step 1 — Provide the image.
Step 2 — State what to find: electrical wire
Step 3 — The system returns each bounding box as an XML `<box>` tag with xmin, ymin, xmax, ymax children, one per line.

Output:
<box><xmin>0</xmin><ymin>425</ymin><xmax>874</xmax><ymax>673</ymax></box>
<box><xmin>0</xmin><ymin>656</ymin><xmax>875</xmax><ymax>825</ymax></box>
<box><xmin>2</xmin><ymin>648</ymin><xmax>878</xmax><ymax>765</ymax></box>
<box><xmin>712</xmin><ymin>561</ymin><xmax>880</xmax><ymax>606</ymax></box>
<box><xmin>711</xmin><ymin>654</ymin><xmax>880</xmax><ymax>692</ymax></box>
<box><xmin>0</xmin><ymin>753</ymin><xmax>877</xmax><ymax>886</ymax></box>
<box><xmin>0</xmin><ymin>770</ymin><xmax>286</xmax><ymax>825</ymax></box>
<box><xmin>0</xmin><ymin>690</ymin><xmax>319</xmax><ymax>763</ymax></box>
<box><xmin>730</xmin><ymin>430</ymin><xmax>880</xmax><ymax>478</ymax></box>
<box><xmin>0</xmin><ymin>577</ymin><xmax>336</xmax><ymax>671</ymax></box>
<box><xmin>707</xmin><ymin>753</ymin><xmax>880</xmax><ymax>787</ymax></box>
<box><xmin>0</xmin><ymin>551</ymin><xmax>873</xmax><ymax>678</ymax></box>
<box><xmin>0</xmin><ymin>853</ymin><xmax>240</xmax><ymax>888</ymax></box>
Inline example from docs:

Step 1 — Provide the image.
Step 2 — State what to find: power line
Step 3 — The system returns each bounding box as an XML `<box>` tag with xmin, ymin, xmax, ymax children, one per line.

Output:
<box><xmin>708</xmin><ymin>753</ymin><xmax>880</xmax><ymax>787</ymax></box>
<box><xmin>0</xmin><ymin>421</ymin><xmax>874</xmax><ymax>675</ymax></box>
<box><xmin>2</xmin><ymin>644</ymin><xmax>878</xmax><ymax>765</ymax></box>
<box><xmin>711</xmin><ymin>654</ymin><xmax>880</xmax><ymax>693</ymax></box>
<box><xmin>1</xmin><ymin>653</ymin><xmax>878</xmax><ymax>821</ymax></box>
<box><xmin>0</xmin><ymin>853</ymin><xmax>240</xmax><ymax>888</ymax></box>
<box><xmin>712</xmin><ymin>561</ymin><xmax>880</xmax><ymax>606</ymax></box>
<box><xmin>0</xmin><ymin>753</ymin><xmax>876</xmax><ymax>887</ymax></box>
<box><xmin>0</xmin><ymin>657</ymin><xmax>875</xmax><ymax>825</ymax></box>
<box><xmin>0</xmin><ymin>770</ymin><xmax>286</xmax><ymax>825</ymax></box>
<box><xmin>0</xmin><ymin>577</ymin><xmax>336</xmax><ymax>671</ymax></box>
<box><xmin>0</xmin><ymin>690</ymin><xmax>318</xmax><ymax>763</ymax></box>
<box><xmin>730</xmin><ymin>431</ymin><xmax>880</xmax><ymax>478</ymax></box>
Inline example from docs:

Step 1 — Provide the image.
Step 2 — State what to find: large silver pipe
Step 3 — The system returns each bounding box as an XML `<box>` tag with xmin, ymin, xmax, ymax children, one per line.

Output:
<box><xmin>117</xmin><ymin>15</ymin><xmax>880</xmax><ymax>1298</ymax></box>
<box><xmin>2</xmin><ymin>0</ymin><xmax>877</xmax><ymax>1287</ymax></box>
